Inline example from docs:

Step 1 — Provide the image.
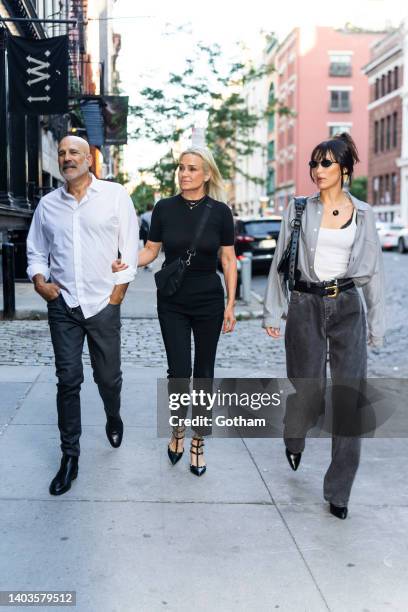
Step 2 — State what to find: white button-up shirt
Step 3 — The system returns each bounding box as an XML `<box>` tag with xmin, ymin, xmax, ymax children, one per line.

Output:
<box><xmin>26</xmin><ymin>174</ymin><xmax>139</xmax><ymax>318</ymax></box>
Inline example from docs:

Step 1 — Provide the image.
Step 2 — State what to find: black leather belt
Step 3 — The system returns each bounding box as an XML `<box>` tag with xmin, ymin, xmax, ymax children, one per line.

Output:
<box><xmin>293</xmin><ymin>278</ymin><xmax>354</xmax><ymax>298</ymax></box>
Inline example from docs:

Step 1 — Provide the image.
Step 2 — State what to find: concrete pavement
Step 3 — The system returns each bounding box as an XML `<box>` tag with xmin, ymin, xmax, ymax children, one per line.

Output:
<box><xmin>0</xmin><ymin>364</ymin><xmax>408</xmax><ymax>611</ymax></box>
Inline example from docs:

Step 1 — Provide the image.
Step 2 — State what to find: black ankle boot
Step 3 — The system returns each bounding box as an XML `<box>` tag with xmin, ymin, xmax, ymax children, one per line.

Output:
<box><xmin>285</xmin><ymin>448</ymin><xmax>302</xmax><ymax>471</ymax></box>
<box><xmin>106</xmin><ymin>416</ymin><xmax>123</xmax><ymax>448</ymax></box>
<box><xmin>49</xmin><ymin>454</ymin><xmax>78</xmax><ymax>496</ymax></box>
<box><xmin>329</xmin><ymin>503</ymin><xmax>348</xmax><ymax>520</ymax></box>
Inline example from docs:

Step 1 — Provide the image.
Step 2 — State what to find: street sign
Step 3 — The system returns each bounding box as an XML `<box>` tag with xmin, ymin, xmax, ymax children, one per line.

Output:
<box><xmin>7</xmin><ymin>35</ymin><xmax>69</xmax><ymax>115</ymax></box>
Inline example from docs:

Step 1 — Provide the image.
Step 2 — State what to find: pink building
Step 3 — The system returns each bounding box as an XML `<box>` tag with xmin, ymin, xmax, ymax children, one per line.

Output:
<box><xmin>270</xmin><ymin>26</ymin><xmax>384</xmax><ymax>211</ymax></box>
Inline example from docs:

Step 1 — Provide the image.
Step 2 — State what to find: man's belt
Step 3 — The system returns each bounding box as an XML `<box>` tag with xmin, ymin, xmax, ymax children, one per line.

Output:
<box><xmin>293</xmin><ymin>278</ymin><xmax>354</xmax><ymax>298</ymax></box>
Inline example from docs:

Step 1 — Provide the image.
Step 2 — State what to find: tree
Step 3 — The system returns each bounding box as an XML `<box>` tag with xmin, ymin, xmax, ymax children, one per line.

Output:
<box><xmin>130</xmin><ymin>182</ymin><xmax>156</xmax><ymax>214</ymax></box>
<box><xmin>349</xmin><ymin>176</ymin><xmax>367</xmax><ymax>202</ymax></box>
<box><xmin>130</xmin><ymin>41</ymin><xmax>286</xmax><ymax>196</ymax></box>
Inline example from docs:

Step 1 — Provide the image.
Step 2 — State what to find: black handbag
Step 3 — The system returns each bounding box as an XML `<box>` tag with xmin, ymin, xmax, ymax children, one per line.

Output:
<box><xmin>154</xmin><ymin>201</ymin><xmax>213</xmax><ymax>296</ymax></box>
<box><xmin>277</xmin><ymin>197</ymin><xmax>307</xmax><ymax>291</ymax></box>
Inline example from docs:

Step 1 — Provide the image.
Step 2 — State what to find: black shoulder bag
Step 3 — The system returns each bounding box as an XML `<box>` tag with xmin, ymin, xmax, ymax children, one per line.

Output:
<box><xmin>277</xmin><ymin>196</ymin><xmax>307</xmax><ymax>291</ymax></box>
<box><xmin>154</xmin><ymin>201</ymin><xmax>213</xmax><ymax>297</ymax></box>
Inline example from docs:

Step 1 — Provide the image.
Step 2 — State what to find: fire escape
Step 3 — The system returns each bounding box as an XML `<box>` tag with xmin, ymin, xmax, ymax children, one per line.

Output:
<box><xmin>68</xmin><ymin>0</ymin><xmax>105</xmax><ymax>146</ymax></box>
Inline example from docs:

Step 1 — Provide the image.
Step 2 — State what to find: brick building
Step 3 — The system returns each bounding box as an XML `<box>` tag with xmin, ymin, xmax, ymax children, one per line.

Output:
<box><xmin>363</xmin><ymin>26</ymin><xmax>404</xmax><ymax>220</ymax></box>
<box><xmin>269</xmin><ymin>26</ymin><xmax>383</xmax><ymax>213</ymax></box>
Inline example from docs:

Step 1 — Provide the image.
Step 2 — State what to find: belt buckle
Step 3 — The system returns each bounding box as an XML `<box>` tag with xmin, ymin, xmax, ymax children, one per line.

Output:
<box><xmin>326</xmin><ymin>282</ymin><xmax>339</xmax><ymax>298</ymax></box>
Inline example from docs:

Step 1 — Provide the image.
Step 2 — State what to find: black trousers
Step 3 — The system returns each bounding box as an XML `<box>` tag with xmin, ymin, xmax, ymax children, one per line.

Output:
<box><xmin>284</xmin><ymin>286</ymin><xmax>367</xmax><ymax>507</ymax></box>
<box><xmin>47</xmin><ymin>295</ymin><xmax>122</xmax><ymax>457</ymax></box>
<box><xmin>157</xmin><ymin>272</ymin><xmax>225</xmax><ymax>436</ymax></box>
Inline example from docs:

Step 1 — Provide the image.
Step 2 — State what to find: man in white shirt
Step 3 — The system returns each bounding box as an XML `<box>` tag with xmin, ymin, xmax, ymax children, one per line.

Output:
<box><xmin>26</xmin><ymin>135</ymin><xmax>139</xmax><ymax>496</ymax></box>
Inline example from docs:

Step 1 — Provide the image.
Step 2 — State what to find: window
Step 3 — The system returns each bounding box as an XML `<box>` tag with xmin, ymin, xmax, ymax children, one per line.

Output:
<box><xmin>329</xmin><ymin>54</ymin><xmax>352</xmax><ymax>77</ymax></box>
<box><xmin>392</xmin><ymin>112</ymin><xmax>398</xmax><ymax>148</ymax></box>
<box><xmin>374</xmin><ymin>121</ymin><xmax>379</xmax><ymax>153</ymax></box>
<box><xmin>379</xmin><ymin>176</ymin><xmax>384</xmax><ymax>203</ymax></box>
<box><xmin>266</xmin><ymin>169</ymin><xmax>275</xmax><ymax>196</ymax></box>
<box><xmin>387</xmin><ymin>71</ymin><xmax>392</xmax><ymax>94</ymax></box>
<box><xmin>244</xmin><ymin>220</ymin><xmax>281</xmax><ymax>236</ymax></box>
<box><xmin>386</xmin><ymin>115</ymin><xmax>391</xmax><ymax>150</ymax></box>
<box><xmin>385</xmin><ymin>174</ymin><xmax>390</xmax><ymax>204</ymax></box>
<box><xmin>391</xmin><ymin>173</ymin><xmax>397</xmax><ymax>204</ymax></box>
<box><xmin>267</xmin><ymin>140</ymin><xmax>275</xmax><ymax>162</ymax></box>
<box><xmin>381</xmin><ymin>75</ymin><xmax>386</xmax><ymax>97</ymax></box>
<box><xmin>375</xmin><ymin>79</ymin><xmax>380</xmax><ymax>100</ymax></box>
<box><xmin>380</xmin><ymin>118</ymin><xmax>385</xmax><ymax>151</ymax></box>
<box><xmin>394</xmin><ymin>66</ymin><xmax>399</xmax><ymax>90</ymax></box>
<box><xmin>373</xmin><ymin>177</ymin><xmax>380</xmax><ymax>205</ymax></box>
<box><xmin>267</xmin><ymin>84</ymin><xmax>275</xmax><ymax>132</ymax></box>
<box><xmin>329</xmin><ymin>90</ymin><xmax>351</xmax><ymax>112</ymax></box>
<box><xmin>329</xmin><ymin>124</ymin><xmax>351</xmax><ymax>137</ymax></box>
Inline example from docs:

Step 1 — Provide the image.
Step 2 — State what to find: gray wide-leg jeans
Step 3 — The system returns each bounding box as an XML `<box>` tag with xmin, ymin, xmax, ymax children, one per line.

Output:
<box><xmin>47</xmin><ymin>295</ymin><xmax>122</xmax><ymax>457</ymax></box>
<box><xmin>284</xmin><ymin>286</ymin><xmax>367</xmax><ymax>507</ymax></box>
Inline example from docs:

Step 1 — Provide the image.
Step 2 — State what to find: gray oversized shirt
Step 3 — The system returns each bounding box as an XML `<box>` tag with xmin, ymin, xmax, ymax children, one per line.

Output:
<box><xmin>262</xmin><ymin>192</ymin><xmax>385</xmax><ymax>347</ymax></box>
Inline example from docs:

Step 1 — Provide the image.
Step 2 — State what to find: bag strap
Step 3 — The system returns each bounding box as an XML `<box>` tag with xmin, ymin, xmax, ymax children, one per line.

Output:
<box><xmin>185</xmin><ymin>201</ymin><xmax>213</xmax><ymax>264</ymax></box>
<box><xmin>287</xmin><ymin>196</ymin><xmax>307</xmax><ymax>290</ymax></box>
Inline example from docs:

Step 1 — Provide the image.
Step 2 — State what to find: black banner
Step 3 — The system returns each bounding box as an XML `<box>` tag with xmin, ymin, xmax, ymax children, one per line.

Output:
<box><xmin>103</xmin><ymin>96</ymin><xmax>129</xmax><ymax>144</ymax></box>
<box><xmin>7</xmin><ymin>35</ymin><xmax>69</xmax><ymax>115</ymax></box>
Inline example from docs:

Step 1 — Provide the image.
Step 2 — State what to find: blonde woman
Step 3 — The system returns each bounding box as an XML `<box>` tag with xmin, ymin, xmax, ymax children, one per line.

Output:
<box><xmin>113</xmin><ymin>147</ymin><xmax>237</xmax><ymax>475</ymax></box>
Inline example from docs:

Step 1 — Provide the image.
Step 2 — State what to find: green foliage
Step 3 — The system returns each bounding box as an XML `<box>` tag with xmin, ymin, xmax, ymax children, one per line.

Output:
<box><xmin>114</xmin><ymin>171</ymin><xmax>128</xmax><ymax>185</ymax></box>
<box><xmin>129</xmin><ymin>40</ymin><xmax>285</xmax><ymax>195</ymax></box>
<box><xmin>349</xmin><ymin>176</ymin><xmax>367</xmax><ymax>202</ymax></box>
<box><xmin>130</xmin><ymin>182</ymin><xmax>156</xmax><ymax>213</ymax></box>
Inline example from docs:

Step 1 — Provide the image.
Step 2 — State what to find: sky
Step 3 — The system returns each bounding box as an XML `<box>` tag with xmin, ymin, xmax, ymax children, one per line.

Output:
<box><xmin>113</xmin><ymin>0</ymin><xmax>407</xmax><ymax>180</ymax></box>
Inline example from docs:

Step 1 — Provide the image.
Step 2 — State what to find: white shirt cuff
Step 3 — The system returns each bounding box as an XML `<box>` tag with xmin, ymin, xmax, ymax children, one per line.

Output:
<box><xmin>27</xmin><ymin>264</ymin><xmax>50</xmax><ymax>282</ymax></box>
<box><xmin>113</xmin><ymin>266</ymin><xmax>137</xmax><ymax>285</ymax></box>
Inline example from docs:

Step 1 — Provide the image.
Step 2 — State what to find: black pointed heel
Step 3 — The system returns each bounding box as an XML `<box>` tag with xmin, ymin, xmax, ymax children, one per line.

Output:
<box><xmin>329</xmin><ymin>503</ymin><xmax>348</xmax><ymax>520</ymax></box>
<box><xmin>167</xmin><ymin>427</ymin><xmax>186</xmax><ymax>465</ymax></box>
<box><xmin>190</xmin><ymin>437</ymin><xmax>206</xmax><ymax>477</ymax></box>
<box><xmin>285</xmin><ymin>448</ymin><xmax>302</xmax><ymax>471</ymax></box>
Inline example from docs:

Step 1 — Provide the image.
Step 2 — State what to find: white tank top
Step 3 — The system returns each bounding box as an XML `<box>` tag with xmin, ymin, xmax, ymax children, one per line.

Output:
<box><xmin>314</xmin><ymin>210</ymin><xmax>357</xmax><ymax>281</ymax></box>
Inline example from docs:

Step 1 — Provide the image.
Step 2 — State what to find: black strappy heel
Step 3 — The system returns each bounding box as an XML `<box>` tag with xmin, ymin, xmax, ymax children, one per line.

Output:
<box><xmin>190</xmin><ymin>437</ymin><xmax>206</xmax><ymax>477</ymax></box>
<box><xmin>167</xmin><ymin>427</ymin><xmax>186</xmax><ymax>465</ymax></box>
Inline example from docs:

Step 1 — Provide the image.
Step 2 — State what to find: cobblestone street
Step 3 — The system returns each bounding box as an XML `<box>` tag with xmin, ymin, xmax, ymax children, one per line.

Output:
<box><xmin>0</xmin><ymin>252</ymin><xmax>407</xmax><ymax>376</ymax></box>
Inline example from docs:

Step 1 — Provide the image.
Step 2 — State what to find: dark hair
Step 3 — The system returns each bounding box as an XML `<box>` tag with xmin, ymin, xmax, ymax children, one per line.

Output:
<box><xmin>309</xmin><ymin>132</ymin><xmax>360</xmax><ymax>187</ymax></box>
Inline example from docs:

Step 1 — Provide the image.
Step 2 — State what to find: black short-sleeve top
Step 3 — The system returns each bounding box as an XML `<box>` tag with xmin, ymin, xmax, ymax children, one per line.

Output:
<box><xmin>148</xmin><ymin>194</ymin><xmax>235</xmax><ymax>273</ymax></box>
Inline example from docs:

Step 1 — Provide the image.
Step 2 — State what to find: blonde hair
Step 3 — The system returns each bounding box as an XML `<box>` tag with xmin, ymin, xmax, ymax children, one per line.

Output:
<box><xmin>178</xmin><ymin>146</ymin><xmax>228</xmax><ymax>203</ymax></box>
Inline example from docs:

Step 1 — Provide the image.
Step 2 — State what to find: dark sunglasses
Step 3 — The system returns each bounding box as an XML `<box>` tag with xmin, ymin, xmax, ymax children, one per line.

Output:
<box><xmin>309</xmin><ymin>159</ymin><xmax>339</xmax><ymax>169</ymax></box>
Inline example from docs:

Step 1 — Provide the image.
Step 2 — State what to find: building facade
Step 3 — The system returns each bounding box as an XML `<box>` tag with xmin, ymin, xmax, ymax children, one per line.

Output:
<box><xmin>364</xmin><ymin>26</ymin><xmax>404</xmax><ymax>220</ymax></box>
<box><xmin>0</xmin><ymin>0</ymin><xmax>124</xmax><ymax>279</ymax></box>
<box><xmin>271</xmin><ymin>26</ymin><xmax>383</xmax><ymax>213</ymax></box>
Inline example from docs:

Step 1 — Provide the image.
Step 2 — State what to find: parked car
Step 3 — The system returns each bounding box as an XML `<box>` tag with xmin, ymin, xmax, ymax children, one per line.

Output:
<box><xmin>376</xmin><ymin>221</ymin><xmax>408</xmax><ymax>252</ymax></box>
<box><xmin>233</xmin><ymin>216</ymin><xmax>282</xmax><ymax>272</ymax></box>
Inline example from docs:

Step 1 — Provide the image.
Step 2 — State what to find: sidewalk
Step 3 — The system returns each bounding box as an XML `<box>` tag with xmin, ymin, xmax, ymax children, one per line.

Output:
<box><xmin>0</xmin><ymin>363</ymin><xmax>407</xmax><ymax>611</ymax></box>
<box><xmin>0</xmin><ymin>255</ymin><xmax>263</xmax><ymax>320</ymax></box>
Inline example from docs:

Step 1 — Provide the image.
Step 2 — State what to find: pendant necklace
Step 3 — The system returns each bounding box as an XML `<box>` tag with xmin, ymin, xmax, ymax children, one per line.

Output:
<box><xmin>328</xmin><ymin>195</ymin><xmax>352</xmax><ymax>216</ymax></box>
<box><xmin>181</xmin><ymin>194</ymin><xmax>207</xmax><ymax>210</ymax></box>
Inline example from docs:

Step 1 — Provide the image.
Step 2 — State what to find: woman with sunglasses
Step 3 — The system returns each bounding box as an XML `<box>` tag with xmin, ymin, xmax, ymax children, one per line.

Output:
<box><xmin>263</xmin><ymin>132</ymin><xmax>385</xmax><ymax>519</ymax></box>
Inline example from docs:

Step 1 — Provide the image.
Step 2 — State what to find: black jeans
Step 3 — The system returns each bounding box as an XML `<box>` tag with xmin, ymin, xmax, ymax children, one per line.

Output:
<box><xmin>47</xmin><ymin>295</ymin><xmax>122</xmax><ymax>457</ymax></box>
<box><xmin>157</xmin><ymin>272</ymin><xmax>225</xmax><ymax>436</ymax></box>
<box><xmin>284</xmin><ymin>286</ymin><xmax>367</xmax><ymax>507</ymax></box>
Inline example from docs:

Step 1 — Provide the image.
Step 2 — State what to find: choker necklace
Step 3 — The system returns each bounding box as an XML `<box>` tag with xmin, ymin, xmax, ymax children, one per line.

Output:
<box><xmin>181</xmin><ymin>194</ymin><xmax>207</xmax><ymax>210</ymax></box>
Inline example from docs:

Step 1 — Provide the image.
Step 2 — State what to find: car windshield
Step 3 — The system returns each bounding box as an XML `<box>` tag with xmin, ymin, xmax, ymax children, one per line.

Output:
<box><xmin>244</xmin><ymin>221</ymin><xmax>281</xmax><ymax>237</ymax></box>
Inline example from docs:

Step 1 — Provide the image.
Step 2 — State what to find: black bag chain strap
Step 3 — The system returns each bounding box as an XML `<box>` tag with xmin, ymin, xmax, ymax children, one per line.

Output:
<box><xmin>286</xmin><ymin>197</ymin><xmax>307</xmax><ymax>291</ymax></box>
<box><xmin>185</xmin><ymin>201</ymin><xmax>213</xmax><ymax>265</ymax></box>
